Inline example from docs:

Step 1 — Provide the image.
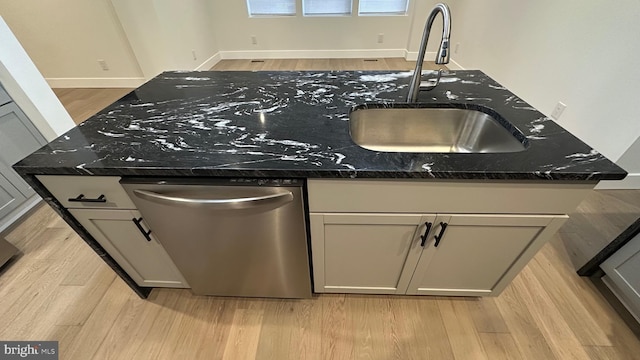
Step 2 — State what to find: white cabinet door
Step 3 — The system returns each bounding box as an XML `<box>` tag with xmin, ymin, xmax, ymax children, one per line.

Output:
<box><xmin>310</xmin><ymin>213</ymin><xmax>434</xmax><ymax>294</ymax></box>
<box><xmin>406</xmin><ymin>214</ymin><xmax>567</xmax><ymax>296</ymax></box>
<box><xmin>70</xmin><ymin>208</ymin><xmax>188</xmax><ymax>288</ymax></box>
<box><xmin>601</xmin><ymin>233</ymin><xmax>640</xmax><ymax>321</ymax></box>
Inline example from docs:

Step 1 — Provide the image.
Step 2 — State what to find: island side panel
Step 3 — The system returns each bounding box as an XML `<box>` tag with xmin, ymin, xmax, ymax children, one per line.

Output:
<box><xmin>20</xmin><ymin>174</ymin><xmax>152</xmax><ymax>298</ymax></box>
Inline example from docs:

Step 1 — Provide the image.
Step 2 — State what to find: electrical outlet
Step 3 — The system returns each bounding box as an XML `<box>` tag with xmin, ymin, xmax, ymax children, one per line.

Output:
<box><xmin>192</xmin><ymin>50</ymin><xmax>197</xmax><ymax>60</ymax></box>
<box><xmin>251</xmin><ymin>35</ymin><xmax>258</xmax><ymax>45</ymax></box>
<box><xmin>377</xmin><ymin>33</ymin><xmax>384</xmax><ymax>44</ymax></box>
<box><xmin>454</xmin><ymin>43</ymin><xmax>460</xmax><ymax>54</ymax></box>
<box><xmin>97</xmin><ymin>59</ymin><xmax>109</xmax><ymax>71</ymax></box>
<box><xmin>551</xmin><ymin>101</ymin><xmax>567</xmax><ymax>120</ymax></box>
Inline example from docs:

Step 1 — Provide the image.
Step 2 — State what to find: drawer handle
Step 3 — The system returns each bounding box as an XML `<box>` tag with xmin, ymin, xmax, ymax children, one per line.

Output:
<box><xmin>132</xmin><ymin>217</ymin><xmax>153</xmax><ymax>242</ymax></box>
<box><xmin>419</xmin><ymin>222</ymin><xmax>433</xmax><ymax>247</ymax></box>
<box><xmin>434</xmin><ymin>222</ymin><xmax>448</xmax><ymax>247</ymax></box>
<box><xmin>68</xmin><ymin>194</ymin><xmax>107</xmax><ymax>203</ymax></box>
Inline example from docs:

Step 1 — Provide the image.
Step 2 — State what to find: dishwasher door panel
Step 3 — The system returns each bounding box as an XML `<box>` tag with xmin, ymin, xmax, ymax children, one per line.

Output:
<box><xmin>121</xmin><ymin>182</ymin><xmax>311</xmax><ymax>298</ymax></box>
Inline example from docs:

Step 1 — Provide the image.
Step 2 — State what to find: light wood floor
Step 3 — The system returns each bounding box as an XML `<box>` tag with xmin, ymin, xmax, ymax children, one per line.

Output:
<box><xmin>1</xmin><ymin>58</ymin><xmax>638</xmax><ymax>359</ymax></box>
<box><xmin>52</xmin><ymin>88</ymin><xmax>132</xmax><ymax>125</ymax></box>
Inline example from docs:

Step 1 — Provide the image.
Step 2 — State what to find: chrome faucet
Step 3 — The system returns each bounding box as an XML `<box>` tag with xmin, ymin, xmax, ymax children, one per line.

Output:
<box><xmin>407</xmin><ymin>3</ymin><xmax>451</xmax><ymax>102</ymax></box>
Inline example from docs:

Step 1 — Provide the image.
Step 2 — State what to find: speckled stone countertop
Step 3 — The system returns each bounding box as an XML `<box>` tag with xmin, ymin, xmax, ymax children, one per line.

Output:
<box><xmin>13</xmin><ymin>70</ymin><xmax>626</xmax><ymax>181</ymax></box>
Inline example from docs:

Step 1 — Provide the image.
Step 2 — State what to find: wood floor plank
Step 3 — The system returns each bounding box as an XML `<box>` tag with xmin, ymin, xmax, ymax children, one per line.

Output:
<box><xmin>59</xmin><ymin>241</ymin><xmax>103</xmax><ymax>286</ymax></box>
<box><xmin>162</xmin><ymin>296</ymin><xmax>230</xmax><ymax>360</ymax></box>
<box><xmin>267</xmin><ymin>59</ymin><xmax>300</xmax><ymax>71</ymax></box>
<box><xmin>437</xmin><ymin>298</ymin><xmax>488</xmax><ymax>360</ymax></box>
<box><xmin>29</xmin><ymin>227</ymin><xmax>76</xmax><ymax>261</ymax></box>
<box><xmin>222</xmin><ymin>299</ymin><xmax>265</xmax><ymax>360</ymax></box>
<box><xmin>75</xmin><ymin>289</ymin><xmax>144</xmax><ymax>359</ymax></box>
<box><xmin>10</xmin><ymin>268</ymin><xmax>112</xmax><ymax>340</ymax></box>
<box><xmin>255</xmin><ymin>299</ymin><xmax>297</xmax><ymax>359</ymax></box>
<box><xmin>64</xmin><ymin>279</ymin><xmax>134</xmax><ymax>360</ymax></box>
<box><xmin>0</xmin><ymin>256</ymin><xmax>52</xmax><ymax>306</ymax></box>
<box><xmin>254</xmin><ymin>298</ymin><xmax>323</xmax><ymax>360</ymax></box>
<box><xmin>129</xmin><ymin>289</ymin><xmax>184</xmax><ymax>359</ymax></box>
<box><xmin>54</xmin><ymin>267</ymin><xmax>116</xmax><ymax>326</ymax></box>
<box><xmin>0</xmin><ymin>277</ymin><xmax>80</xmax><ymax>340</ymax></box>
<box><xmin>349</xmin><ymin>296</ymin><xmax>394</xmax><ymax>360</ymax></box>
<box><xmin>0</xmin><ymin>244</ymin><xmax>84</xmax><ymax>335</ymax></box>
<box><xmin>52</xmin><ymin>88</ymin><xmax>132</xmax><ymax>124</ymax></box>
<box><xmin>384</xmin><ymin>58</ymin><xmax>415</xmax><ymax>71</ymax></box>
<box><xmin>321</xmin><ymin>294</ymin><xmax>354</xmax><ymax>360</ymax></box>
<box><xmin>290</xmin><ymin>298</ymin><xmax>323</xmax><ymax>360</ymax></box>
<box><xmin>514</xmin><ymin>267</ymin><xmax>591</xmax><ymax>360</ymax></box>
<box><xmin>478</xmin><ymin>332</ymin><xmax>524</xmax><ymax>360</ymax></box>
<box><xmin>3</xmin><ymin>204</ymin><xmax>60</xmax><ymax>249</ymax></box>
<box><xmin>584</xmin><ymin>345</ymin><xmax>631</xmax><ymax>360</ymax></box>
<box><xmin>467</xmin><ymin>297</ymin><xmax>509</xmax><ymax>333</ymax></box>
<box><xmin>406</xmin><ymin>297</ymin><xmax>455</xmax><ymax>360</ymax></box>
<box><xmin>494</xmin><ymin>280</ymin><xmax>558</xmax><ymax>360</ymax></box>
<box><xmin>47</xmin><ymin>325</ymin><xmax>82</xmax><ymax>358</ymax></box>
<box><xmin>539</xmin><ymin>242</ymin><xmax>640</xmax><ymax>359</ymax></box>
<box><xmin>528</xmin><ymin>247</ymin><xmax>613</xmax><ymax>346</ymax></box>
<box><xmin>91</xmin><ymin>289</ymin><xmax>177</xmax><ymax>359</ymax></box>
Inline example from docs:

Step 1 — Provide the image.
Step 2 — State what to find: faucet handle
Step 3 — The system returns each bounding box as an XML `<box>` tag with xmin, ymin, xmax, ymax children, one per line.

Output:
<box><xmin>419</xmin><ymin>69</ymin><xmax>445</xmax><ymax>91</ymax></box>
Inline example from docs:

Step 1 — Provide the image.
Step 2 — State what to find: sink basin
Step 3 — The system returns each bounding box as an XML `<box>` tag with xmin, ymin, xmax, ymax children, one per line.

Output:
<box><xmin>349</xmin><ymin>104</ymin><xmax>528</xmax><ymax>153</ymax></box>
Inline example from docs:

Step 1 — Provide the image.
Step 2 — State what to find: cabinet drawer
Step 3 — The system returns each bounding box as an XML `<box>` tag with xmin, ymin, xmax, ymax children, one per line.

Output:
<box><xmin>37</xmin><ymin>175</ymin><xmax>136</xmax><ymax>209</ymax></box>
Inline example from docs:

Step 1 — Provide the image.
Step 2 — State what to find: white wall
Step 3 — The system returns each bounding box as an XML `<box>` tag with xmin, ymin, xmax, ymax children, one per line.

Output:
<box><xmin>0</xmin><ymin>17</ymin><xmax>75</xmax><ymax>141</ymax></box>
<box><xmin>448</xmin><ymin>0</ymin><xmax>640</xmax><ymax>173</ymax></box>
<box><xmin>210</xmin><ymin>0</ymin><xmax>430</xmax><ymax>59</ymax></box>
<box><xmin>155</xmin><ymin>0</ymin><xmax>220</xmax><ymax>71</ymax></box>
<box><xmin>111</xmin><ymin>0</ymin><xmax>220</xmax><ymax>80</ymax></box>
<box><xmin>0</xmin><ymin>0</ymin><xmax>144</xmax><ymax>87</ymax></box>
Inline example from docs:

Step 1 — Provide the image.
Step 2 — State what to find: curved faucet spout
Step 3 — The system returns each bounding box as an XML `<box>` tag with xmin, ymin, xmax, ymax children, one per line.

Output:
<box><xmin>407</xmin><ymin>3</ymin><xmax>451</xmax><ymax>102</ymax></box>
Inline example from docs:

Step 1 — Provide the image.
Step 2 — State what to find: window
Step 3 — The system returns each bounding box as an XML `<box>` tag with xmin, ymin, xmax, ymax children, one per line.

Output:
<box><xmin>247</xmin><ymin>0</ymin><xmax>408</xmax><ymax>17</ymax></box>
<box><xmin>246</xmin><ymin>0</ymin><xmax>296</xmax><ymax>16</ymax></box>
<box><xmin>303</xmin><ymin>0</ymin><xmax>352</xmax><ymax>16</ymax></box>
<box><xmin>359</xmin><ymin>0</ymin><xmax>409</xmax><ymax>15</ymax></box>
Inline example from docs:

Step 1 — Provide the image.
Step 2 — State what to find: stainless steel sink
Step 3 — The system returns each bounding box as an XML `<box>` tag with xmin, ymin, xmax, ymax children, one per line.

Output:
<box><xmin>349</xmin><ymin>105</ymin><xmax>528</xmax><ymax>153</ymax></box>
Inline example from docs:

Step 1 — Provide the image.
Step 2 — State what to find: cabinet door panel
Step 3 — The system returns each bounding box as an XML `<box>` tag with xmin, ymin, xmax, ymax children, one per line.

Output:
<box><xmin>0</xmin><ymin>170</ymin><xmax>26</xmax><ymax>219</ymax></box>
<box><xmin>0</xmin><ymin>102</ymin><xmax>47</xmax><ymax>196</ymax></box>
<box><xmin>311</xmin><ymin>213</ymin><xmax>430</xmax><ymax>294</ymax></box>
<box><xmin>69</xmin><ymin>209</ymin><xmax>188</xmax><ymax>288</ymax></box>
<box><xmin>0</xmin><ymin>85</ymin><xmax>11</xmax><ymax>106</ymax></box>
<box><xmin>601</xmin><ymin>233</ymin><xmax>640</xmax><ymax>319</ymax></box>
<box><xmin>407</xmin><ymin>214</ymin><xmax>561</xmax><ymax>296</ymax></box>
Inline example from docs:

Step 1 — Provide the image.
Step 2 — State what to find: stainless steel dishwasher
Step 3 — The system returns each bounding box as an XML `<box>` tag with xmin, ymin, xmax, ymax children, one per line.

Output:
<box><xmin>120</xmin><ymin>178</ymin><xmax>311</xmax><ymax>298</ymax></box>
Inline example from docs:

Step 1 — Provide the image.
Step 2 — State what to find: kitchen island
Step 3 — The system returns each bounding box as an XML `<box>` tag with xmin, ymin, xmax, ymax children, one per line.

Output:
<box><xmin>13</xmin><ymin>70</ymin><xmax>626</xmax><ymax>298</ymax></box>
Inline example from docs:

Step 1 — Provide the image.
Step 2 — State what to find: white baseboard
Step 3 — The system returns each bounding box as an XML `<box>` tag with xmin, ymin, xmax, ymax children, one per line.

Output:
<box><xmin>596</xmin><ymin>173</ymin><xmax>640</xmax><ymax>189</ymax></box>
<box><xmin>46</xmin><ymin>77</ymin><xmax>145</xmax><ymax>88</ymax></box>
<box><xmin>404</xmin><ymin>50</ymin><xmax>436</xmax><ymax>61</ymax></box>
<box><xmin>220</xmin><ymin>49</ymin><xmax>407</xmax><ymax>60</ymax></box>
<box><xmin>196</xmin><ymin>52</ymin><xmax>222</xmax><ymax>71</ymax></box>
<box><xmin>446</xmin><ymin>58</ymin><xmax>465</xmax><ymax>70</ymax></box>
<box><xmin>404</xmin><ymin>50</ymin><xmax>465</xmax><ymax>70</ymax></box>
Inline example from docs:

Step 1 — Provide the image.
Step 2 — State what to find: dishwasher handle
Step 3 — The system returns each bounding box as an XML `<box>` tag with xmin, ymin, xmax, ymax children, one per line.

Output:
<box><xmin>132</xmin><ymin>189</ymin><xmax>294</xmax><ymax>210</ymax></box>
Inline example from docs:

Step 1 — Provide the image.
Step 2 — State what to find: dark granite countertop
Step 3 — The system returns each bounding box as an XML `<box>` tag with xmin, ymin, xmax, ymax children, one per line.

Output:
<box><xmin>13</xmin><ymin>70</ymin><xmax>626</xmax><ymax>181</ymax></box>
